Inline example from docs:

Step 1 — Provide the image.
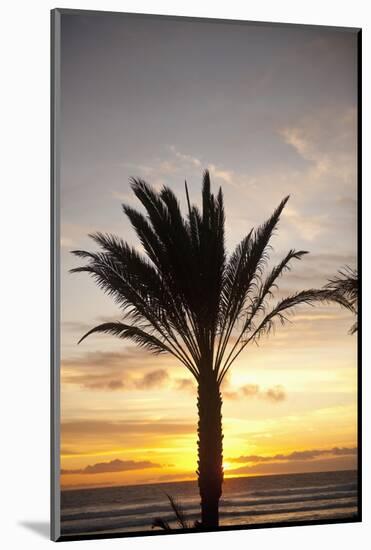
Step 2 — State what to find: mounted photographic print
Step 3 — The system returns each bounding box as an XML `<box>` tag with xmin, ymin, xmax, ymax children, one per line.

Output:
<box><xmin>51</xmin><ymin>9</ymin><xmax>361</xmax><ymax>542</ymax></box>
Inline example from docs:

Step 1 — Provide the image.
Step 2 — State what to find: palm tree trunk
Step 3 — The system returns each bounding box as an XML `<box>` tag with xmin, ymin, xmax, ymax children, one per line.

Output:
<box><xmin>197</xmin><ymin>368</ymin><xmax>224</xmax><ymax>529</ymax></box>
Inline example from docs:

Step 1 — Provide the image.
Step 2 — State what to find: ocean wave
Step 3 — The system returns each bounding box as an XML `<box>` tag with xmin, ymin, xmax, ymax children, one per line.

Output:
<box><xmin>250</xmin><ymin>482</ymin><xmax>357</xmax><ymax>498</ymax></box>
<box><xmin>61</xmin><ymin>490</ymin><xmax>357</xmax><ymax>523</ymax></box>
<box><xmin>60</xmin><ymin>471</ymin><xmax>359</xmax><ymax>536</ymax></box>
<box><xmin>61</xmin><ymin>500</ymin><xmax>358</xmax><ymax>535</ymax></box>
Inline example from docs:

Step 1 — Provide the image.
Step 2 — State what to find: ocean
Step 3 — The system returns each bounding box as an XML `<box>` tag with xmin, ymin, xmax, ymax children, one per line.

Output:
<box><xmin>60</xmin><ymin>469</ymin><xmax>358</xmax><ymax>536</ymax></box>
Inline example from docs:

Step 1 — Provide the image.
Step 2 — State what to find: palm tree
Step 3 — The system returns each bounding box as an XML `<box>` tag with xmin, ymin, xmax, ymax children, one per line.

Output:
<box><xmin>324</xmin><ymin>266</ymin><xmax>358</xmax><ymax>334</ymax></box>
<box><xmin>71</xmin><ymin>170</ymin><xmax>332</xmax><ymax>530</ymax></box>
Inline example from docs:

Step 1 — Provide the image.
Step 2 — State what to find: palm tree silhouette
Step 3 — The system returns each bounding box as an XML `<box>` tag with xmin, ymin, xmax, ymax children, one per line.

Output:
<box><xmin>71</xmin><ymin>170</ymin><xmax>335</xmax><ymax>530</ymax></box>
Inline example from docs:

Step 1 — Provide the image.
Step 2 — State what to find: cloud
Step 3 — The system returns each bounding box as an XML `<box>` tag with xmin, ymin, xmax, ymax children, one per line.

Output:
<box><xmin>74</xmin><ymin>375</ymin><xmax>126</xmax><ymax>391</ymax></box>
<box><xmin>135</xmin><ymin>369</ymin><xmax>169</xmax><ymax>389</ymax></box>
<box><xmin>167</xmin><ymin>146</ymin><xmax>236</xmax><ymax>185</ymax></box>
<box><xmin>174</xmin><ymin>378</ymin><xmax>196</xmax><ymax>393</ymax></box>
<box><xmin>62</xmin><ymin>369</ymin><xmax>125</xmax><ymax>391</ymax></box>
<box><xmin>265</xmin><ymin>386</ymin><xmax>286</xmax><ymax>402</ymax></box>
<box><xmin>284</xmin><ymin>205</ymin><xmax>327</xmax><ymax>241</ymax></box>
<box><xmin>208</xmin><ymin>163</ymin><xmax>235</xmax><ymax>185</ymax></box>
<box><xmin>62</xmin><ymin>348</ymin><xmax>172</xmax><ymax>391</ymax></box>
<box><xmin>241</xmin><ymin>384</ymin><xmax>259</xmax><ymax>397</ymax></box>
<box><xmin>227</xmin><ymin>456</ymin><xmax>357</xmax><ymax>477</ymax></box>
<box><xmin>169</xmin><ymin>146</ymin><xmax>201</xmax><ymax>168</ymax></box>
<box><xmin>62</xmin><ymin>344</ymin><xmax>177</xmax><ymax>375</ymax></box>
<box><xmin>113</xmin><ymin>145</ymin><xmax>238</xmax><ymax>195</ymax></box>
<box><xmin>62</xmin><ymin>349</ymin><xmax>197</xmax><ymax>394</ymax></box>
<box><xmin>224</xmin><ymin>384</ymin><xmax>286</xmax><ymax>402</ymax></box>
<box><xmin>279</xmin><ymin>107</ymin><xmax>356</xmax><ymax>185</ymax></box>
<box><xmin>61</xmin><ymin>419</ymin><xmax>194</xmax><ymax>438</ymax></box>
<box><xmin>226</xmin><ymin>446</ymin><xmax>358</xmax><ymax>476</ymax></box>
<box><xmin>229</xmin><ymin>446</ymin><xmax>357</xmax><ymax>464</ymax></box>
<box><xmin>60</xmin><ymin>448</ymin><xmax>82</xmax><ymax>456</ymax></box>
<box><xmin>63</xmin><ymin>359</ymin><xmax>191</xmax><ymax>393</ymax></box>
<box><xmin>62</xmin><ymin>350</ymin><xmax>140</xmax><ymax>370</ymax></box>
<box><xmin>169</xmin><ymin>146</ymin><xmax>235</xmax><ymax>185</ymax></box>
<box><xmin>61</xmin><ymin>458</ymin><xmax>160</xmax><ymax>475</ymax></box>
<box><xmin>65</xmin><ymin>368</ymin><xmax>169</xmax><ymax>392</ymax></box>
<box><xmin>331</xmin><ymin>446</ymin><xmax>358</xmax><ymax>456</ymax></box>
<box><xmin>62</xmin><ymin>347</ymin><xmax>200</xmax><ymax>394</ymax></box>
<box><xmin>277</xmin><ymin>252</ymin><xmax>357</xmax><ymax>290</ymax></box>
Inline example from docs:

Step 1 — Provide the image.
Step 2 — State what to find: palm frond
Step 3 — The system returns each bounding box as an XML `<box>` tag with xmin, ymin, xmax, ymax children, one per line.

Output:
<box><xmin>71</xmin><ymin>238</ymin><xmax>201</xmax><ymax>374</ymax></box>
<box><xmin>217</xmin><ymin>249</ymin><xmax>308</xmax><ymax>382</ymax></box>
<box><xmin>215</xmin><ymin>196</ymin><xmax>289</xmax><ymax>372</ymax></box>
<box><xmin>219</xmin><ymin>288</ymin><xmax>337</xmax><ymax>382</ymax></box>
<box><xmin>71</xmin><ymin>171</ymin><xmax>348</xmax><ymax>387</ymax></box>
<box><xmin>325</xmin><ymin>266</ymin><xmax>358</xmax><ymax>299</ymax></box>
<box><xmin>128</xmin><ymin>179</ymin><xmax>199</xmax><ymax>328</ymax></box>
<box><xmin>324</xmin><ymin>265</ymin><xmax>358</xmax><ymax>333</ymax></box>
<box><xmin>77</xmin><ymin>322</ymin><xmax>170</xmax><ymax>352</ymax></box>
<box><xmin>220</xmin><ymin>195</ymin><xmax>289</xmax><ymax>323</ymax></box>
<box><xmin>79</xmin><ymin>321</ymin><xmax>198</xmax><ymax>377</ymax></box>
<box><xmin>122</xmin><ymin>204</ymin><xmax>166</xmax><ymax>271</ymax></box>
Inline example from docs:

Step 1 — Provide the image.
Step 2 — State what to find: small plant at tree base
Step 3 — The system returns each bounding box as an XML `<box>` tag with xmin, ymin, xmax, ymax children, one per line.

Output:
<box><xmin>152</xmin><ymin>494</ymin><xmax>200</xmax><ymax>531</ymax></box>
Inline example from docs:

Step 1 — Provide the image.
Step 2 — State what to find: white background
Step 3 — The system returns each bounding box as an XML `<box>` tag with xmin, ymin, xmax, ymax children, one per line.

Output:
<box><xmin>0</xmin><ymin>1</ymin><xmax>369</xmax><ymax>548</ymax></box>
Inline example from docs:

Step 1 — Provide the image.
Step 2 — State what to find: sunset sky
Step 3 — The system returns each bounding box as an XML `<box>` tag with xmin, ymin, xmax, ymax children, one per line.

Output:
<box><xmin>59</xmin><ymin>12</ymin><xmax>358</xmax><ymax>489</ymax></box>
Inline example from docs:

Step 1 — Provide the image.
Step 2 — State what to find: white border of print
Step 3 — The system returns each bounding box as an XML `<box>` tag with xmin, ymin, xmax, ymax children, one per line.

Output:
<box><xmin>1</xmin><ymin>1</ymin><xmax>369</xmax><ymax>549</ymax></box>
